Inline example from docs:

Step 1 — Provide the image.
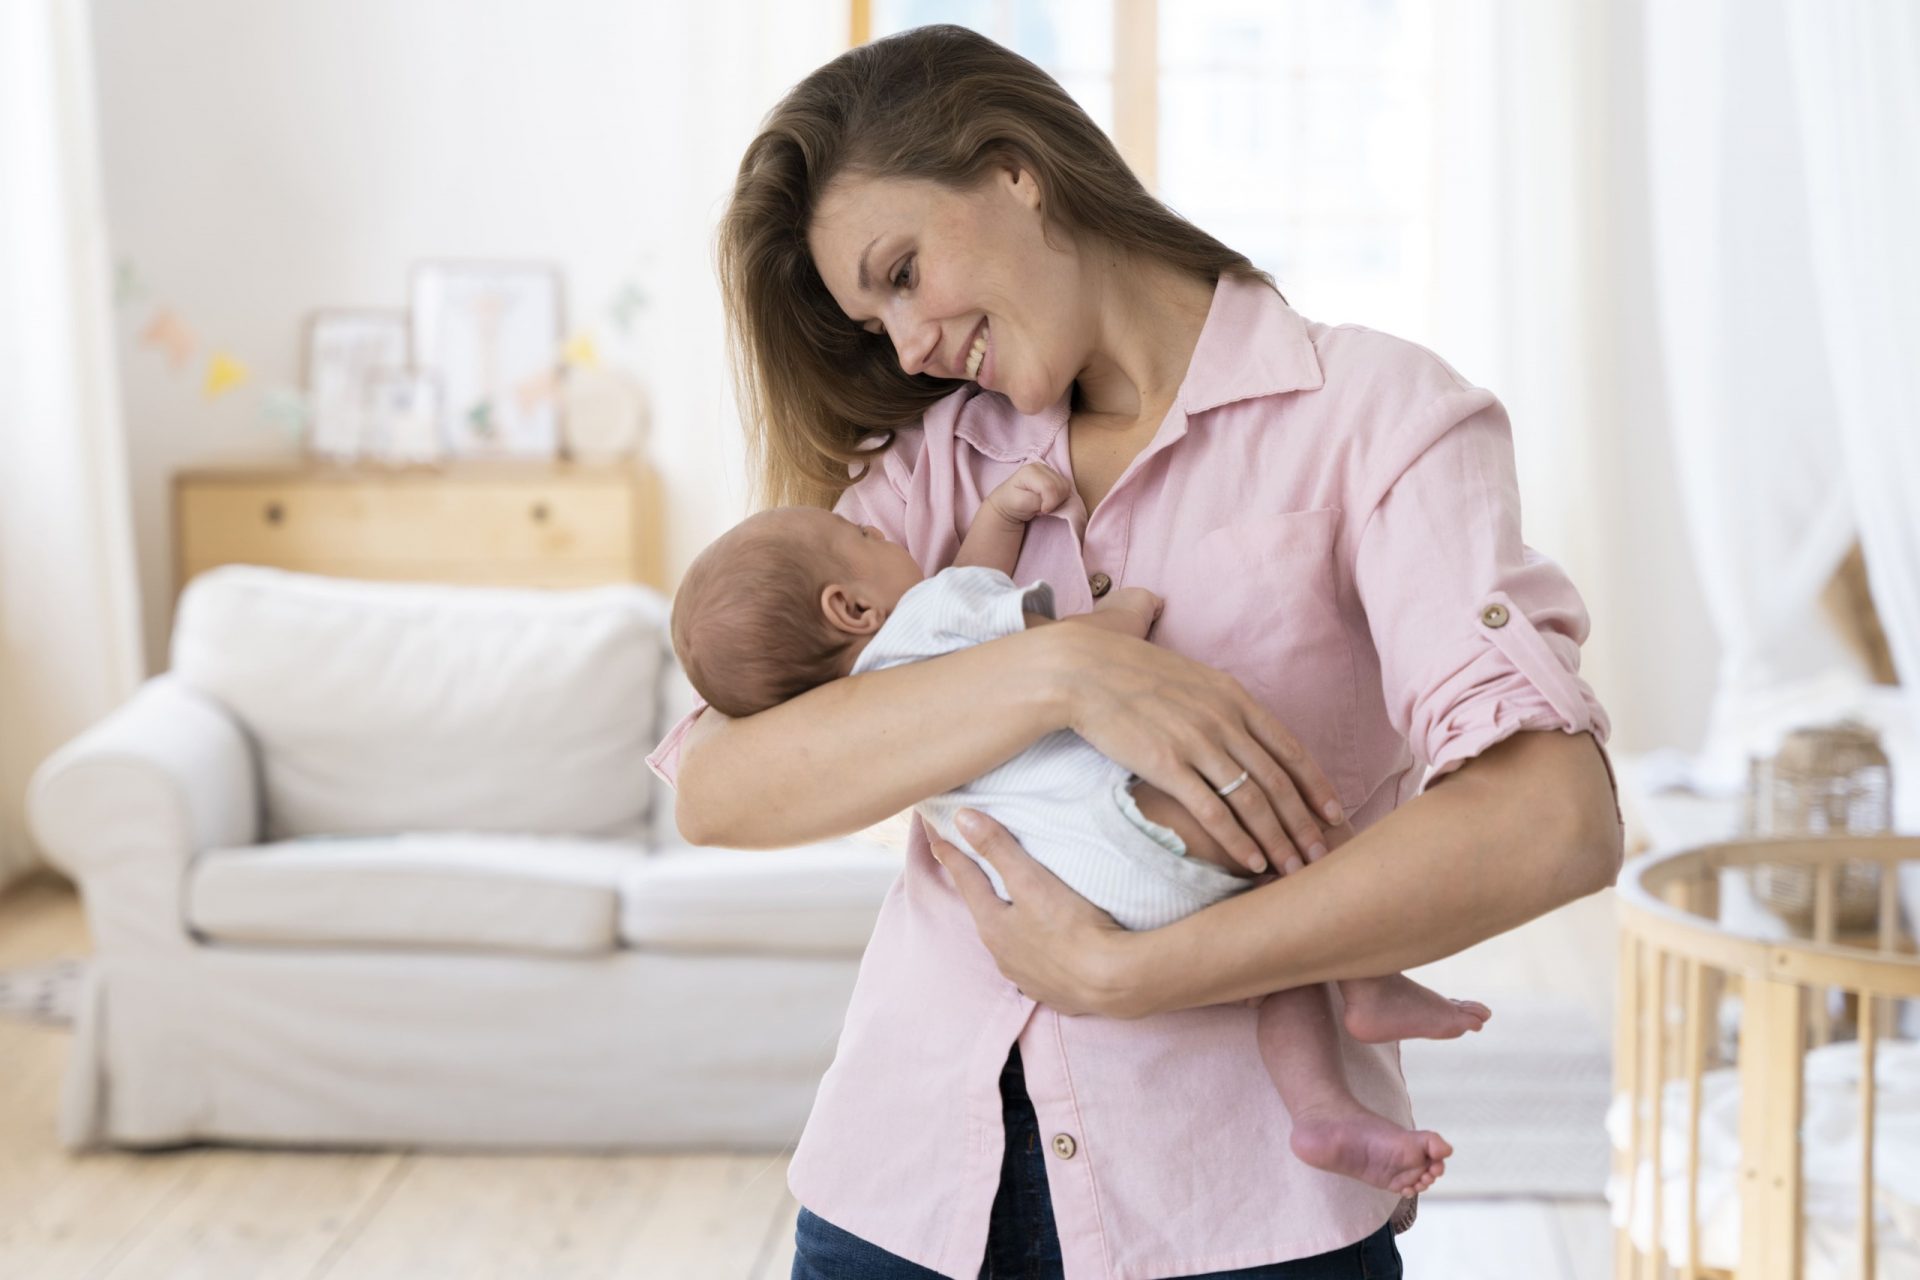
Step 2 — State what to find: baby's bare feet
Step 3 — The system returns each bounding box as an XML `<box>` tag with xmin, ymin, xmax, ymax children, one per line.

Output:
<box><xmin>1289</xmin><ymin>1102</ymin><xmax>1452</xmax><ymax>1195</ymax></box>
<box><xmin>1341</xmin><ymin>974</ymin><xmax>1490</xmax><ymax>1044</ymax></box>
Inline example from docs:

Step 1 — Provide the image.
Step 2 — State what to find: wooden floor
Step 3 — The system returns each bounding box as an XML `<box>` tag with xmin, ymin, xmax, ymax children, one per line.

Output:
<box><xmin>0</xmin><ymin>871</ymin><xmax>1610</xmax><ymax>1279</ymax></box>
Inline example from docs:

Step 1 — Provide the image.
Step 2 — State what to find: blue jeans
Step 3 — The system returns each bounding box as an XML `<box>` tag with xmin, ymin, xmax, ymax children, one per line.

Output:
<box><xmin>790</xmin><ymin>1042</ymin><xmax>1403</xmax><ymax>1279</ymax></box>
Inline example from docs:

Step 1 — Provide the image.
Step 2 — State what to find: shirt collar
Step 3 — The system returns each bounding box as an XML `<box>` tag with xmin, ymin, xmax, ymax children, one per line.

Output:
<box><xmin>948</xmin><ymin>272</ymin><xmax>1323</xmax><ymax>463</ymax></box>
<box><xmin>1181</xmin><ymin>273</ymin><xmax>1325</xmax><ymax>413</ymax></box>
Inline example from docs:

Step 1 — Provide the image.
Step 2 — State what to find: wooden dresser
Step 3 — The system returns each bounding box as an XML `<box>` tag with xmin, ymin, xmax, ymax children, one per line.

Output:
<box><xmin>173</xmin><ymin>460</ymin><xmax>665</xmax><ymax>602</ymax></box>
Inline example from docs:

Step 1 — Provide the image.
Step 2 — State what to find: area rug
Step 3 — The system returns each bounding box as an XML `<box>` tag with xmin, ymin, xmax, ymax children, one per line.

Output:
<box><xmin>1399</xmin><ymin>995</ymin><xmax>1614</xmax><ymax>1199</ymax></box>
<box><xmin>0</xmin><ymin>957</ymin><xmax>85</xmax><ymax>1028</ymax></box>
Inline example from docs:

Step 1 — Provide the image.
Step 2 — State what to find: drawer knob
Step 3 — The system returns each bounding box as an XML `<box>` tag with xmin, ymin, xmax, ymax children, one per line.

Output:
<box><xmin>264</xmin><ymin>502</ymin><xmax>285</xmax><ymax>526</ymax></box>
<box><xmin>530</xmin><ymin>502</ymin><xmax>551</xmax><ymax>523</ymax></box>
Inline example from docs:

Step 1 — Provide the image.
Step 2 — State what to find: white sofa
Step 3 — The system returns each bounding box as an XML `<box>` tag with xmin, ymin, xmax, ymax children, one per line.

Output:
<box><xmin>25</xmin><ymin>565</ymin><xmax>902</xmax><ymax>1152</ymax></box>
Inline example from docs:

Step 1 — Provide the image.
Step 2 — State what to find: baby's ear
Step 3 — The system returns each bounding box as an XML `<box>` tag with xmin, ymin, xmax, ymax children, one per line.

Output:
<box><xmin>820</xmin><ymin>582</ymin><xmax>881</xmax><ymax>635</ymax></box>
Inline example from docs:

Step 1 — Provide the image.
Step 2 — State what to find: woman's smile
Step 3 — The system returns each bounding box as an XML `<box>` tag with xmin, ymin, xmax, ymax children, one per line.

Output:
<box><xmin>964</xmin><ymin>317</ymin><xmax>991</xmax><ymax>382</ymax></box>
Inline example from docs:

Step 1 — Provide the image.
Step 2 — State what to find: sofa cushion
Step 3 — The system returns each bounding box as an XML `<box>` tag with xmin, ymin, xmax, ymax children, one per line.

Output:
<box><xmin>188</xmin><ymin>833</ymin><xmax>645</xmax><ymax>956</ymax></box>
<box><xmin>619</xmin><ymin>841</ymin><xmax>903</xmax><ymax>956</ymax></box>
<box><xmin>170</xmin><ymin>566</ymin><xmax>667</xmax><ymax>841</ymax></box>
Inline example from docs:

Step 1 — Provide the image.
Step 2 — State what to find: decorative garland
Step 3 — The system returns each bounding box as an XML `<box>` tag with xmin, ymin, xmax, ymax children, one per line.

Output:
<box><xmin>113</xmin><ymin>257</ymin><xmax>652</xmax><ymax>448</ymax></box>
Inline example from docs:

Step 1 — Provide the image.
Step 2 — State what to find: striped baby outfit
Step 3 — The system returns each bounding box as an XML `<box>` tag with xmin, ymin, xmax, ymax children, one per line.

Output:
<box><xmin>850</xmin><ymin>565</ymin><xmax>1251</xmax><ymax>930</ymax></box>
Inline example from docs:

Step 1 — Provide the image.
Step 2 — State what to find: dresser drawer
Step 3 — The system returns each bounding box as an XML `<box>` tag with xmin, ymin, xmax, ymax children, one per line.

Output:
<box><xmin>173</xmin><ymin>462</ymin><xmax>665</xmax><ymax>603</ymax></box>
<box><xmin>178</xmin><ymin>480</ymin><xmax>635</xmax><ymax>569</ymax></box>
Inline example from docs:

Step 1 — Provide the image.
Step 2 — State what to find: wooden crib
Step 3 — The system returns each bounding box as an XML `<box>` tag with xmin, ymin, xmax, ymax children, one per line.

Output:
<box><xmin>1613</xmin><ymin>835</ymin><xmax>1920</xmax><ymax>1279</ymax></box>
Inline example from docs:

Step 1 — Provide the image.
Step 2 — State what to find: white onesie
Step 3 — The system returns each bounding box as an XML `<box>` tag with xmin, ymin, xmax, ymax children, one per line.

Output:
<box><xmin>851</xmin><ymin>565</ymin><xmax>1252</xmax><ymax>930</ymax></box>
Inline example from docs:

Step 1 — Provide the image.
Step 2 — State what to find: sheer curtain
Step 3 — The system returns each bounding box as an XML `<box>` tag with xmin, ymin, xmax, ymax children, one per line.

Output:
<box><xmin>644</xmin><ymin>0</ymin><xmax>847</xmax><ymax>578</ymax></box>
<box><xmin>1783</xmin><ymin>0</ymin><xmax>1920</xmax><ymax>763</ymax></box>
<box><xmin>0</xmin><ymin>0</ymin><xmax>147</xmax><ymax>887</ymax></box>
<box><xmin>1643</xmin><ymin>0</ymin><xmax>1919</xmax><ymax>822</ymax></box>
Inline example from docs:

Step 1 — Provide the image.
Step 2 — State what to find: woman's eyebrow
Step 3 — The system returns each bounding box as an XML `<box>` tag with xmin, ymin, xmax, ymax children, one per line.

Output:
<box><xmin>856</xmin><ymin>236</ymin><xmax>881</xmax><ymax>292</ymax></box>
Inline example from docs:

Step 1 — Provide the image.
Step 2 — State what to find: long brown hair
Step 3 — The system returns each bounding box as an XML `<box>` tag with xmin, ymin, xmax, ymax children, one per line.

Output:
<box><xmin>718</xmin><ymin>23</ymin><xmax>1277</xmax><ymax>510</ymax></box>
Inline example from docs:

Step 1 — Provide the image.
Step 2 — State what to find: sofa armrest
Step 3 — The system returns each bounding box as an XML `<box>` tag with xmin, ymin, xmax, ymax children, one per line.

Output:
<box><xmin>27</xmin><ymin>674</ymin><xmax>259</xmax><ymax>952</ymax></box>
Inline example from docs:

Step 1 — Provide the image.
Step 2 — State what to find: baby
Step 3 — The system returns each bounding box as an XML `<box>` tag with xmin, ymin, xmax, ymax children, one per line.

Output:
<box><xmin>671</xmin><ymin>462</ymin><xmax>1490</xmax><ymax>1197</ymax></box>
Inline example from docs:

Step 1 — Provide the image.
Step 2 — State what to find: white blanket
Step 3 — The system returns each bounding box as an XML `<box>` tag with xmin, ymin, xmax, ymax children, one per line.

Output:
<box><xmin>1606</xmin><ymin>1038</ymin><xmax>1920</xmax><ymax>1278</ymax></box>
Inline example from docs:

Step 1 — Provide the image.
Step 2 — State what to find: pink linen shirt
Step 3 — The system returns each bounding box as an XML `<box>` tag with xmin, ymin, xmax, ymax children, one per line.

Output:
<box><xmin>649</xmin><ymin>274</ymin><xmax>1620</xmax><ymax>1279</ymax></box>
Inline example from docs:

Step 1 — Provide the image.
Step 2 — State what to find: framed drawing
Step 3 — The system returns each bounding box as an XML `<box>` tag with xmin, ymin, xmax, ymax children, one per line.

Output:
<box><xmin>303</xmin><ymin>310</ymin><xmax>410</xmax><ymax>462</ymax></box>
<box><xmin>361</xmin><ymin>368</ymin><xmax>446</xmax><ymax>467</ymax></box>
<box><xmin>409</xmin><ymin>261</ymin><xmax>564</xmax><ymax>459</ymax></box>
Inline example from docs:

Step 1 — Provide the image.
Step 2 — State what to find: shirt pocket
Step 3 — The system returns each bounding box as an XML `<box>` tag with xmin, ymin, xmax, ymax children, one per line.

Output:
<box><xmin>1159</xmin><ymin>507</ymin><xmax>1364</xmax><ymax>808</ymax></box>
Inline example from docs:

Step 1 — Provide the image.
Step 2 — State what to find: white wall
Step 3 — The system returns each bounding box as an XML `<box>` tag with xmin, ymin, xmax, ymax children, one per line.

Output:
<box><xmin>90</xmin><ymin>0</ymin><xmax>842</xmax><ymax>672</ymax></box>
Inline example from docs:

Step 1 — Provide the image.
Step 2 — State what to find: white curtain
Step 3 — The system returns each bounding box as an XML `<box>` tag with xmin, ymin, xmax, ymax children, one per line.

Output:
<box><xmin>1429</xmin><ymin>0</ymin><xmax>1610</xmax><ymax>590</ymax></box>
<box><xmin>644</xmin><ymin>0</ymin><xmax>847</xmax><ymax>578</ymax></box>
<box><xmin>1641</xmin><ymin>0</ymin><xmax>1918</xmax><ymax>813</ymax></box>
<box><xmin>0</xmin><ymin>0</ymin><xmax>147</xmax><ymax>886</ymax></box>
<box><xmin>1782</xmin><ymin>0</ymin><xmax>1920</xmax><ymax>758</ymax></box>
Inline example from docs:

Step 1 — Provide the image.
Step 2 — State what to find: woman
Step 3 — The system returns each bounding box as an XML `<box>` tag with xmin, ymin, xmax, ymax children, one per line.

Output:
<box><xmin>652</xmin><ymin>24</ymin><xmax>1625</xmax><ymax>1280</ymax></box>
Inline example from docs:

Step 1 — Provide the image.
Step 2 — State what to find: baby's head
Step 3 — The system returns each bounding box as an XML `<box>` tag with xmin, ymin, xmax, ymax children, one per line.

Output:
<box><xmin>671</xmin><ymin>507</ymin><xmax>924</xmax><ymax>718</ymax></box>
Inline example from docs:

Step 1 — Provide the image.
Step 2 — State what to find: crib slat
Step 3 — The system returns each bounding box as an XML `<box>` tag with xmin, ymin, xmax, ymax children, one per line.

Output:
<box><xmin>1812</xmin><ymin>865</ymin><xmax>1835</xmax><ymax>1046</ymax></box>
<box><xmin>1683</xmin><ymin>958</ymin><xmax>1705</xmax><ymax>1280</ymax></box>
<box><xmin>1814</xmin><ymin>862</ymin><xmax>1835</xmax><ymax>944</ymax></box>
<box><xmin>1738</xmin><ymin>975</ymin><xmax>1805</xmax><ymax>1280</ymax></box>
<box><xmin>1860</xmin><ymin>993</ymin><xmax>1876</xmax><ymax>1280</ymax></box>
<box><xmin>1691</xmin><ymin>870</ymin><xmax>1726</xmax><ymax>1072</ymax></box>
<box><xmin>1618</xmin><ymin>930</ymin><xmax>1642</xmax><ymax>1280</ymax></box>
<box><xmin>1646</xmin><ymin>951</ymin><xmax>1666</xmax><ymax>1279</ymax></box>
<box><xmin>1879</xmin><ymin>862</ymin><xmax>1898</xmax><ymax>952</ymax></box>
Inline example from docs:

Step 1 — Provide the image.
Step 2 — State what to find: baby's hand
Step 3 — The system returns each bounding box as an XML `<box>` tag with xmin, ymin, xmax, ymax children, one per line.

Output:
<box><xmin>1091</xmin><ymin>586</ymin><xmax>1163</xmax><ymax>640</ymax></box>
<box><xmin>984</xmin><ymin>463</ymin><xmax>1071</xmax><ymax>526</ymax></box>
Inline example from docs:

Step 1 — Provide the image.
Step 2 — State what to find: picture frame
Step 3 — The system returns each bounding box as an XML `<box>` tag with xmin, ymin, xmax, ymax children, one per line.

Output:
<box><xmin>361</xmin><ymin>367</ymin><xmax>446</xmax><ymax>467</ymax></box>
<box><xmin>409</xmin><ymin>260</ymin><xmax>564</xmax><ymax>459</ymax></box>
<box><xmin>303</xmin><ymin>309</ymin><xmax>410</xmax><ymax>462</ymax></box>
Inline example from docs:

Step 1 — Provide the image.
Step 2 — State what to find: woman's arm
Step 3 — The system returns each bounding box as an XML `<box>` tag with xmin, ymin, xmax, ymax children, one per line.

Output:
<box><xmin>674</xmin><ymin>621</ymin><xmax>1067</xmax><ymax>847</ymax></box>
<box><xmin>1106</xmin><ymin>728</ymin><xmax>1622</xmax><ymax>1015</ymax></box>
<box><xmin>930</xmin><ymin>727</ymin><xmax>1623</xmax><ymax>1018</ymax></box>
<box><xmin>674</xmin><ymin>621</ymin><xmax>1347</xmax><ymax>873</ymax></box>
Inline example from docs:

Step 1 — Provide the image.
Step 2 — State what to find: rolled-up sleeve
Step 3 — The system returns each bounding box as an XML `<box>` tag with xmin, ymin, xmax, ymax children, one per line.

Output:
<box><xmin>645</xmin><ymin>693</ymin><xmax>708</xmax><ymax>790</ymax></box>
<box><xmin>646</xmin><ymin>436</ymin><xmax>919</xmax><ymax>791</ymax></box>
<box><xmin>1352</xmin><ymin>386</ymin><xmax>1619</xmax><ymax>818</ymax></box>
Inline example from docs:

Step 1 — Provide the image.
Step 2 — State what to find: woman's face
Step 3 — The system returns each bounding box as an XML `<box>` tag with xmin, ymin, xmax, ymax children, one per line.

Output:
<box><xmin>807</xmin><ymin>166</ymin><xmax>1088</xmax><ymax>416</ymax></box>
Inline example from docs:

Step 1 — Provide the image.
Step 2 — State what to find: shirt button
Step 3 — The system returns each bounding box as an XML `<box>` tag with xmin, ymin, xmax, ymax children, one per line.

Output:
<box><xmin>1089</xmin><ymin>572</ymin><xmax>1112</xmax><ymax>598</ymax></box>
<box><xmin>1480</xmin><ymin>603</ymin><xmax>1510</xmax><ymax>628</ymax></box>
<box><xmin>1051</xmin><ymin>1133</ymin><xmax>1077</xmax><ymax>1159</ymax></box>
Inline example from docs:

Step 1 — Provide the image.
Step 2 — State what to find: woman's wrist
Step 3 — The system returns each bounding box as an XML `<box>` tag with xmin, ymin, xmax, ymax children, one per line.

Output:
<box><xmin>1019</xmin><ymin>616</ymin><xmax>1091</xmax><ymax>734</ymax></box>
<box><xmin>1087</xmin><ymin>925</ymin><xmax>1176</xmax><ymax>1020</ymax></box>
<box><xmin>1096</xmin><ymin>893</ymin><xmax>1284</xmax><ymax>1019</ymax></box>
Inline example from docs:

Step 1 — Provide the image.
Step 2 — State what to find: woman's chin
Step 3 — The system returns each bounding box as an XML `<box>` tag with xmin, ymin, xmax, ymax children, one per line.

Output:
<box><xmin>1002</xmin><ymin>382</ymin><xmax>1050</xmax><ymax>416</ymax></box>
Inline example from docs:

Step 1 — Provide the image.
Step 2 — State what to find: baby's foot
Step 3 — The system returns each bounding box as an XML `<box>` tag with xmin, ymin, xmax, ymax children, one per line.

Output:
<box><xmin>1289</xmin><ymin>1104</ymin><xmax>1452</xmax><ymax>1195</ymax></box>
<box><xmin>1341</xmin><ymin>974</ymin><xmax>1490</xmax><ymax>1044</ymax></box>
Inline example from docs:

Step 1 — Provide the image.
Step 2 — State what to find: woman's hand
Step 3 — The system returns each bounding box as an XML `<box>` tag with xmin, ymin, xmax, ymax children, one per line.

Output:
<box><xmin>1048</xmin><ymin>624</ymin><xmax>1347</xmax><ymax>875</ymax></box>
<box><xmin>928</xmin><ymin>810</ymin><xmax>1137</xmax><ymax>1016</ymax></box>
<box><xmin>932</xmin><ymin>809</ymin><xmax>1287</xmax><ymax>1016</ymax></box>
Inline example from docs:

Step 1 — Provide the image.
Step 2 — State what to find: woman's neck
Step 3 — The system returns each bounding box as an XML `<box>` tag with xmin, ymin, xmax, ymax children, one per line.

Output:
<box><xmin>1070</xmin><ymin>249</ymin><xmax>1218</xmax><ymax>424</ymax></box>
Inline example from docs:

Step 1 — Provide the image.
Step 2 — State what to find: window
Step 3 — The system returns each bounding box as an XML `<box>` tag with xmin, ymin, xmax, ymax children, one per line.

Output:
<box><xmin>860</xmin><ymin>1</ymin><xmax>1438</xmax><ymax>335</ymax></box>
<box><xmin>869</xmin><ymin>1</ymin><xmax>1117</xmax><ymax>134</ymax></box>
